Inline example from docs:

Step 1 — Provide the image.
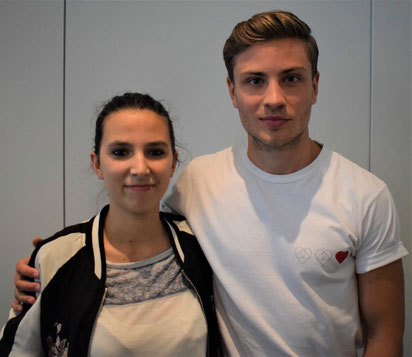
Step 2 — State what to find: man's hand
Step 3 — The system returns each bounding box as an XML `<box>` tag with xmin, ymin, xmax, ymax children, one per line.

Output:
<box><xmin>11</xmin><ymin>238</ymin><xmax>43</xmax><ymax>313</ymax></box>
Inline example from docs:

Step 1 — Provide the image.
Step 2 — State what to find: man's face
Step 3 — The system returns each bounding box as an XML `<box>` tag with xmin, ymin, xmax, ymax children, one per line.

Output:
<box><xmin>227</xmin><ymin>38</ymin><xmax>319</xmax><ymax>155</ymax></box>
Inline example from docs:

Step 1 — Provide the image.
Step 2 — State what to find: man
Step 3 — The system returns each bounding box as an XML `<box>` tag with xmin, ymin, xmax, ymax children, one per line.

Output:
<box><xmin>12</xmin><ymin>10</ymin><xmax>408</xmax><ymax>356</ymax></box>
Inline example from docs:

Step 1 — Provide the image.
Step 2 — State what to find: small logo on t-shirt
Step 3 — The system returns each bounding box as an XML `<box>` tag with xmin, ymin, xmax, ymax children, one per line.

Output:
<box><xmin>335</xmin><ymin>250</ymin><xmax>349</xmax><ymax>264</ymax></box>
<box><xmin>294</xmin><ymin>247</ymin><xmax>312</xmax><ymax>263</ymax></box>
<box><xmin>315</xmin><ymin>249</ymin><xmax>332</xmax><ymax>265</ymax></box>
<box><xmin>294</xmin><ymin>247</ymin><xmax>350</xmax><ymax>266</ymax></box>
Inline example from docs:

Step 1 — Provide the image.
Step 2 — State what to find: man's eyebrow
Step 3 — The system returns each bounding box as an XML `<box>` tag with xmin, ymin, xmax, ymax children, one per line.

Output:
<box><xmin>237</xmin><ymin>71</ymin><xmax>267</xmax><ymax>78</ymax></box>
<box><xmin>280</xmin><ymin>66</ymin><xmax>307</xmax><ymax>74</ymax></box>
<box><xmin>239</xmin><ymin>67</ymin><xmax>308</xmax><ymax>76</ymax></box>
<box><xmin>245</xmin><ymin>71</ymin><xmax>265</xmax><ymax>76</ymax></box>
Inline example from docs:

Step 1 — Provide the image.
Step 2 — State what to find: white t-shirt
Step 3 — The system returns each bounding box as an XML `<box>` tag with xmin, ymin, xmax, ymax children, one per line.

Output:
<box><xmin>89</xmin><ymin>248</ymin><xmax>207</xmax><ymax>356</ymax></box>
<box><xmin>165</xmin><ymin>145</ymin><xmax>408</xmax><ymax>357</ymax></box>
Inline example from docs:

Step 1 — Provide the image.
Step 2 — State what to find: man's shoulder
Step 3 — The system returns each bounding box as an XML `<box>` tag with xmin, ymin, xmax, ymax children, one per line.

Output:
<box><xmin>328</xmin><ymin>149</ymin><xmax>387</xmax><ymax>191</ymax></box>
<box><xmin>189</xmin><ymin>146</ymin><xmax>233</xmax><ymax>165</ymax></box>
<box><xmin>183</xmin><ymin>146</ymin><xmax>234</xmax><ymax>174</ymax></box>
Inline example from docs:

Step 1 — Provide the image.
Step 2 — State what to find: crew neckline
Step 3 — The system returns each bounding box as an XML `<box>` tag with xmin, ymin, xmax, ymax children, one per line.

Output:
<box><xmin>107</xmin><ymin>247</ymin><xmax>174</xmax><ymax>269</ymax></box>
<box><xmin>239</xmin><ymin>143</ymin><xmax>331</xmax><ymax>183</ymax></box>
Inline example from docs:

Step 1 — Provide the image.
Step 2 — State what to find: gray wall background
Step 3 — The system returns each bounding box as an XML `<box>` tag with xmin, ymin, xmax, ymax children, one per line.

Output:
<box><xmin>1</xmin><ymin>0</ymin><xmax>411</xmax><ymax>353</ymax></box>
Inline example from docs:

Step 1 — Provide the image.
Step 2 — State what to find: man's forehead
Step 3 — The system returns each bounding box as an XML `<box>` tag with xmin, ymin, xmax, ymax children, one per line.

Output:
<box><xmin>237</xmin><ymin>38</ymin><xmax>308</xmax><ymax>60</ymax></box>
<box><xmin>233</xmin><ymin>39</ymin><xmax>311</xmax><ymax>76</ymax></box>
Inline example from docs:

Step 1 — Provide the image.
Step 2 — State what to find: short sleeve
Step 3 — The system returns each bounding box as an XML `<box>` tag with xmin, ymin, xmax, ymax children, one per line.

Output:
<box><xmin>356</xmin><ymin>185</ymin><xmax>408</xmax><ymax>273</ymax></box>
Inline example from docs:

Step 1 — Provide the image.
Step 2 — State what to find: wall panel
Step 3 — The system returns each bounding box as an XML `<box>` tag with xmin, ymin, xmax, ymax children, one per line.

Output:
<box><xmin>0</xmin><ymin>0</ymin><xmax>64</xmax><ymax>323</ymax></box>
<box><xmin>64</xmin><ymin>0</ymin><xmax>372</xmax><ymax>223</ymax></box>
<box><xmin>0</xmin><ymin>0</ymin><xmax>410</xmax><ymax>353</ymax></box>
<box><xmin>371</xmin><ymin>1</ymin><xmax>411</xmax><ymax>354</ymax></box>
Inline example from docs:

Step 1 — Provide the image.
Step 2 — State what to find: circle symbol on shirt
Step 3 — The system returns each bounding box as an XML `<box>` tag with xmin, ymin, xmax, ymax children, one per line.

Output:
<box><xmin>294</xmin><ymin>247</ymin><xmax>312</xmax><ymax>264</ymax></box>
<box><xmin>315</xmin><ymin>249</ymin><xmax>332</xmax><ymax>266</ymax></box>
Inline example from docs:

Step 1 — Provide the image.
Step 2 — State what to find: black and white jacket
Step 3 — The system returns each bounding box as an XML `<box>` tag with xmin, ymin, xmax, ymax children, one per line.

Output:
<box><xmin>0</xmin><ymin>205</ymin><xmax>221</xmax><ymax>356</ymax></box>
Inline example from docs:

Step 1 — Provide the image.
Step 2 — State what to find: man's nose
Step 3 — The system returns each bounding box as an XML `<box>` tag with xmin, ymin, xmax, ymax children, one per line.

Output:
<box><xmin>263</xmin><ymin>80</ymin><xmax>285</xmax><ymax>108</ymax></box>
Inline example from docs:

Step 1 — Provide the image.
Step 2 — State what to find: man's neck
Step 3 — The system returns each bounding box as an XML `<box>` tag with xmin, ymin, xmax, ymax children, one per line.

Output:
<box><xmin>247</xmin><ymin>138</ymin><xmax>322</xmax><ymax>175</ymax></box>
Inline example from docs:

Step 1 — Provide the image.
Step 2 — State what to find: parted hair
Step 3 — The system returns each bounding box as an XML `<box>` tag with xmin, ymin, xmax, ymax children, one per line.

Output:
<box><xmin>223</xmin><ymin>10</ymin><xmax>319</xmax><ymax>81</ymax></box>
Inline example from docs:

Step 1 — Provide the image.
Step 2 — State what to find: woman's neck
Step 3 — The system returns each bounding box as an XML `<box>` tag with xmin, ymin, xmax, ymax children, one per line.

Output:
<box><xmin>103</xmin><ymin>206</ymin><xmax>171</xmax><ymax>263</ymax></box>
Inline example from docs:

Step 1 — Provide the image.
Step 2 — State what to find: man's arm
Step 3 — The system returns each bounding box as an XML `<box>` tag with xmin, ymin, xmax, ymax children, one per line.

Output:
<box><xmin>12</xmin><ymin>238</ymin><xmax>43</xmax><ymax>312</ymax></box>
<box><xmin>358</xmin><ymin>259</ymin><xmax>405</xmax><ymax>357</ymax></box>
<box><xmin>12</xmin><ymin>256</ymin><xmax>40</xmax><ymax>312</ymax></box>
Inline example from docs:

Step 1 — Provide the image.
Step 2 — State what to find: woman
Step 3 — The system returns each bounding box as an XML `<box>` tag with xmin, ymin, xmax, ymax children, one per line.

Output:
<box><xmin>0</xmin><ymin>92</ymin><xmax>221</xmax><ymax>356</ymax></box>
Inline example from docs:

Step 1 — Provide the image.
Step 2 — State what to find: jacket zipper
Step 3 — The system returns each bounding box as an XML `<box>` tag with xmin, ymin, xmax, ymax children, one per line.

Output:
<box><xmin>165</xmin><ymin>219</ymin><xmax>215</xmax><ymax>356</ymax></box>
<box><xmin>87</xmin><ymin>286</ymin><xmax>107</xmax><ymax>355</ymax></box>
<box><xmin>180</xmin><ymin>269</ymin><xmax>210</xmax><ymax>356</ymax></box>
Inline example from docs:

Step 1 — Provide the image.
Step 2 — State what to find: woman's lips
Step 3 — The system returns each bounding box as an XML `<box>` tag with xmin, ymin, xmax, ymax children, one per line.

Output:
<box><xmin>124</xmin><ymin>184</ymin><xmax>153</xmax><ymax>192</ymax></box>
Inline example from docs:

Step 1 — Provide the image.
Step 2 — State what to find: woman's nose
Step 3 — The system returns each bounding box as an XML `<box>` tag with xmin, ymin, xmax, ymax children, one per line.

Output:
<box><xmin>129</xmin><ymin>154</ymin><xmax>150</xmax><ymax>176</ymax></box>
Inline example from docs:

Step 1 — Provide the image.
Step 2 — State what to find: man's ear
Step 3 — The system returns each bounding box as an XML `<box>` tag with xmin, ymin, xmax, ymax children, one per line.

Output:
<box><xmin>90</xmin><ymin>151</ymin><xmax>104</xmax><ymax>180</ymax></box>
<box><xmin>312</xmin><ymin>71</ymin><xmax>320</xmax><ymax>105</ymax></box>
<box><xmin>226</xmin><ymin>77</ymin><xmax>238</xmax><ymax>109</ymax></box>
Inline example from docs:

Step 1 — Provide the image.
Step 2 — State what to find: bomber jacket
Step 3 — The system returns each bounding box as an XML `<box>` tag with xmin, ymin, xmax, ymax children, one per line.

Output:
<box><xmin>0</xmin><ymin>205</ymin><xmax>221</xmax><ymax>356</ymax></box>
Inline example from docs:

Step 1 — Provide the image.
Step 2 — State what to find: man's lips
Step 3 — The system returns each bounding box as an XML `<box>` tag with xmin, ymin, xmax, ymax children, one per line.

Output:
<box><xmin>260</xmin><ymin>115</ymin><xmax>289</xmax><ymax>128</ymax></box>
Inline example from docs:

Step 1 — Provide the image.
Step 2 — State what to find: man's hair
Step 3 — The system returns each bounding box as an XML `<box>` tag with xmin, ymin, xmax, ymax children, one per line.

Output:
<box><xmin>223</xmin><ymin>10</ymin><xmax>319</xmax><ymax>81</ymax></box>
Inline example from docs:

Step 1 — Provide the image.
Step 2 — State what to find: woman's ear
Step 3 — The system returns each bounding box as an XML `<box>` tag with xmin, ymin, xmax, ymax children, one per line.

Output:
<box><xmin>170</xmin><ymin>151</ymin><xmax>178</xmax><ymax>177</ymax></box>
<box><xmin>90</xmin><ymin>151</ymin><xmax>104</xmax><ymax>180</ymax></box>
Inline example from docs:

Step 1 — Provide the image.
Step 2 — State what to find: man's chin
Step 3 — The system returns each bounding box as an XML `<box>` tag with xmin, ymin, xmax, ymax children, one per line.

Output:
<box><xmin>251</xmin><ymin>134</ymin><xmax>303</xmax><ymax>152</ymax></box>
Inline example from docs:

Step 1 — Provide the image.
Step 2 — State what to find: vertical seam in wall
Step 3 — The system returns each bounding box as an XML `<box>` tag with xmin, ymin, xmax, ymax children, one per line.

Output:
<box><xmin>369</xmin><ymin>0</ymin><xmax>374</xmax><ymax>172</ymax></box>
<box><xmin>63</xmin><ymin>0</ymin><xmax>67</xmax><ymax>227</ymax></box>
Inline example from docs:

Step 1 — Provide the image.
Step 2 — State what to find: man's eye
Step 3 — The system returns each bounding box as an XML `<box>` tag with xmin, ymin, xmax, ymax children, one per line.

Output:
<box><xmin>284</xmin><ymin>75</ymin><xmax>299</xmax><ymax>83</ymax></box>
<box><xmin>248</xmin><ymin>78</ymin><xmax>264</xmax><ymax>86</ymax></box>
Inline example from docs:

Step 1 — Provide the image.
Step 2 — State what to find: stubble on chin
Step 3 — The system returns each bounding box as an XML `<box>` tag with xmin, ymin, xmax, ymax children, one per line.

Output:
<box><xmin>251</xmin><ymin>129</ymin><xmax>305</xmax><ymax>153</ymax></box>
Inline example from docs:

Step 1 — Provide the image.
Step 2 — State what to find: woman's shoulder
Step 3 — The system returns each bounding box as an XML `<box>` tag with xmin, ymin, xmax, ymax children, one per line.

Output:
<box><xmin>160</xmin><ymin>212</ymin><xmax>210</xmax><ymax>273</ymax></box>
<box><xmin>38</xmin><ymin>217</ymin><xmax>94</xmax><ymax>249</ymax></box>
<box><xmin>159</xmin><ymin>212</ymin><xmax>193</xmax><ymax>236</ymax></box>
<box><xmin>30</xmin><ymin>214</ymin><xmax>98</xmax><ymax>270</ymax></box>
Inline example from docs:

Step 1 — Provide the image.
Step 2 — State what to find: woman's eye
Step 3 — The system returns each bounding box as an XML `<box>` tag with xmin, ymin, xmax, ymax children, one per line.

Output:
<box><xmin>148</xmin><ymin>149</ymin><xmax>165</xmax><ymax>157</ymax></box>
<box><xmin>112</xmin><ymin>149</ymin><xmax>128</xmax><ymax>157</ymax></box>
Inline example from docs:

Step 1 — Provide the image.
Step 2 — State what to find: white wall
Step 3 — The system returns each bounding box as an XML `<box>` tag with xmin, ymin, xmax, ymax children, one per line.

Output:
<box><xmin>0</xmin><ymin>0</ymin><xmax>64</xmax><ymax>326</ymax></box>
<box><xmin>0</xmin><ymin>0</ymin><xmax>410</xmax><ymax>353</ymax></box>
<box><xmin>372</xmin><ymin>1</ymin><xmax>411</xmax><ymax>351</ymax></box>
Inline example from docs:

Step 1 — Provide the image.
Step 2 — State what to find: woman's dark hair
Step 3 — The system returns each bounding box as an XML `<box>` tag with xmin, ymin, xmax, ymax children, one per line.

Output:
<box><xmin>93</xmin><ymin>92</ymin><xmax>176</xmax><ymax>156</ymax></box>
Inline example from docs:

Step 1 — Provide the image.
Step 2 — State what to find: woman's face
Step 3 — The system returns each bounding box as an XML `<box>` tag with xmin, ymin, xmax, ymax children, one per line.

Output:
<box><xmin>91</xmin><ymin>108</ymin><xmax>177</xmax><ymax>217</ymax></box>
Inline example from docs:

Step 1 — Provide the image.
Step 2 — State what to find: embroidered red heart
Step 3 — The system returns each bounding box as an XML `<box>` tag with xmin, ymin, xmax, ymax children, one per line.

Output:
<box><xmin>335</xmin><ymin>251</ymin><xmax>349</xmax><ymax>264</ymax></box>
